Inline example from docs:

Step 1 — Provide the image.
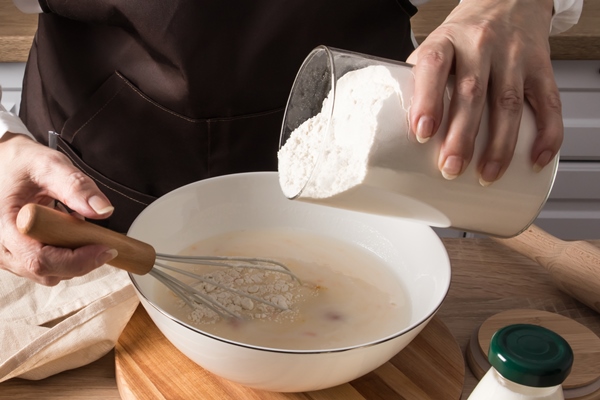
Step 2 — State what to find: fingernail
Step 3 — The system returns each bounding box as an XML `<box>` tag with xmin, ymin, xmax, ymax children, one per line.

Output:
<box><xmin>479</xmin><ymin>162</ymin><xmax>501</xmax><ymax>187</ymax></box>
<box><xmin>97</xmin><ymin>249</ymin><xmax>118</xmax><ymax>266</ymax></box>
<box><xmin>441</xmin><ymin>156</ymin><xmax>463</xmax><ymax>180</ymax></box>
<box><xmin>533</xmin><ymin>150</ymin><xmax>553</xmax><ymax>172</ymax></box>
<box><xmin>416</xmin><ymin>116</ymin><xmax>434</xmax><ymax>143</ymax></box>
<box><xmin>88</xmin><ymin>195</ymin><xmax>114</xmax><ymax>215</ymax></box>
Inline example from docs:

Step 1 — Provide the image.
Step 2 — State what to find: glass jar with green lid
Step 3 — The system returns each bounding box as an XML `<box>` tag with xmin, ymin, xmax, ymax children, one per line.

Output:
<box><xmin>468</xmin><ymin>324</ymin><xmax>574</xmax><ymax>400</ymax></box>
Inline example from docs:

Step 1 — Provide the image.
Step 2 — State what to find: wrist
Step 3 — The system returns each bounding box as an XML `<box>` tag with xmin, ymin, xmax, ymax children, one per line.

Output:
<box><xmin>0</xmin><ymin>110</ymin><xmax>36</xmax><ymax>141</ymax></box>
<box><xmin>537</xmin><ymin>0</ymin><xmax>555</xmax><ymax>23</ymax></box>
<box><xmin>0</xmin><ymin>131</ymin><xmax>35</xmax><ymax>144</ymax></box>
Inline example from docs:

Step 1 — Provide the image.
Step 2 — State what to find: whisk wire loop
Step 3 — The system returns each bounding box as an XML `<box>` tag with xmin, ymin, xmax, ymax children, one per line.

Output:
<box><xmin>155</xmin><ymin>253</ymin><xmax>300</xmax><ymax>282</ymax></box>
<box><xmin>150</xmin><ymin>268</ymin><xmax>238</xmax><ymax>319</ymax></box>
<box><xmin>153</xmin><ymin>261</ymin><xmax>291</xmax><ymax>314</ymax></box>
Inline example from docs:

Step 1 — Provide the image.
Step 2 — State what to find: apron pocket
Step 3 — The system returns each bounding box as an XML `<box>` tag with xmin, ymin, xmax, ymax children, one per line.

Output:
<box><xmin>58</xmin><ymin>71</ymin><xmax>284</xmax><ymax>231</ymax></box>
<box><xmin>61</xmin><ymin>71</ymin><xmax>210</xmax><ymax>198</ymax></box>
<box><xmin>57</xmin><ymin>136</ymin><xmax>157</xmax><ymax>233</ymax></box>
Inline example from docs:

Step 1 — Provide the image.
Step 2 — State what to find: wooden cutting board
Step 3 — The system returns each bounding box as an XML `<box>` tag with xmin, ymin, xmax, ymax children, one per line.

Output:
<box><xmin>467</xmin><ymin>309</ymin><xmax>600</xmax><ymax>399</ymax></box>
<box><xmin>115</xmin><ymin>306</ymin><xmax>465</xmax><ymax>399</ymax></box>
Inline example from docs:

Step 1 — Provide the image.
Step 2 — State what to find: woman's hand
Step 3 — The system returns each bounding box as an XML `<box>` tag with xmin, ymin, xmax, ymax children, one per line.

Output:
<box><xmin>407</xmin><ymin>0</ymin><xmax>563</xmax><ymax>185</ymax></box>
<box><xmin>0</xmin><ymin>133</ymin><xmax>117</xmax><ymax>286</ymax></box>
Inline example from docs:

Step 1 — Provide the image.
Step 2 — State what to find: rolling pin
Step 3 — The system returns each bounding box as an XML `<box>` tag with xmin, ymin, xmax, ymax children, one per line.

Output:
<box><xmin>490</xmin><ymin>224</ymin><xmax>600</xmax><ymax>314</ymax></box>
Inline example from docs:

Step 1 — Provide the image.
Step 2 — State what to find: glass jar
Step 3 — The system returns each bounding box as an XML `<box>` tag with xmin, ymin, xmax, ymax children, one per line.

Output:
<box><xmin>278</xmin><ymin>46</ymin><xmax>558</xmax><ymax>237</ymax></box>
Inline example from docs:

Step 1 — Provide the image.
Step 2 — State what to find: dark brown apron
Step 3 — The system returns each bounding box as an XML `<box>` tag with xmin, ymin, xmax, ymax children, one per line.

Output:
<box><xmin>20</xmin><ymin>0</ymin><xmax>417</xmax><ymax>232</ymax></box>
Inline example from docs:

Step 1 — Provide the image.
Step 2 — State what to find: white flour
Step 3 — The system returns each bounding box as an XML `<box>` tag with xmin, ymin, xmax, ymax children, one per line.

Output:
<box><xmin>278</xmin><ymin>65</ymin><xmax>408</xmax><ymax>199</ymax></box>
<box><xmin>183</xmin><ymin>265</ymin><xmax>311</xmax><ymax>324</ymax></box>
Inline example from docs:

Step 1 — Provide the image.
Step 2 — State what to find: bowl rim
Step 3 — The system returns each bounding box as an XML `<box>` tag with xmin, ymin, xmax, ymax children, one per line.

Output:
<box><xmin>127</xmin><ymin>171</ymin><xmax>452</xmax><ymax>354</ymax></box>
<box><xmin>130</xmin><ymin>276</ymin><xmax>449</xmax><ymax>354</ymax></box>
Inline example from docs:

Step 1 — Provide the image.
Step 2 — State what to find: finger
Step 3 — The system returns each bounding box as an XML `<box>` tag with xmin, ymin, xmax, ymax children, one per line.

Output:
<box><xmin>523</xmin><ymin>66</ymin><xmax>563</xmax><ymax>171</ymax></box>
<box><xmin>406</xmin><ymin>34</ymin><xmax>454</xmax><ymax>144</ymax></box>
<box><xmin>478</xmin><ymin>70</ymin><xmax>524</xmax><ymax>186</ymax></box>
<box><xmin>438</xmin><ymin>59</ymin><xmax>490</xmax><ymax>180</ymax></box>
<box><xmin>0</xmin><ymin>231</ymin><xmax>102</xmax><ymax>286</ymax></box>
<box><xmin>55</xmin><ymin>201</ymin><xmax>85</xmax><ymax>220</ymax></box>
<box><xmin>34</xmin><ymin>152</ymin><xmax>114</xmax><ymax>219</ymax></box>
<box><xmin>35</xmin><ymin>245</ymin><xmax>118</xmax><ymax>282</ymax></box>
<box><xmin>1</xmin><ymin>208</ymin><xmax>117</xmax><ymax>285</ymax></box>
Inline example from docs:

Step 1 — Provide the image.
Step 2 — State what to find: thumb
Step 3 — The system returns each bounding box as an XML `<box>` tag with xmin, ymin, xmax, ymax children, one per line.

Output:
<box><xmin>40</xmin><ymin>157</ymin><xmax>114</xmax><ymax>220</ymax></box>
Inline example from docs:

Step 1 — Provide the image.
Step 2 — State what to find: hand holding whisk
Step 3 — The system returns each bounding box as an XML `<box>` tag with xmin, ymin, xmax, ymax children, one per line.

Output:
<box><xmin>17</xmin><ymin>203</ymin><xmax>300</xmax><ymax>319</ymax></box>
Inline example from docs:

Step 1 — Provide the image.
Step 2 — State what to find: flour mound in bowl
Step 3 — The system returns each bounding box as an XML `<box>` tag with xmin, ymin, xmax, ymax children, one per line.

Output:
<box><xmin>183</xmin><ymin>262</ymin><xmax>317</xmax><ymax>324</ymax></box>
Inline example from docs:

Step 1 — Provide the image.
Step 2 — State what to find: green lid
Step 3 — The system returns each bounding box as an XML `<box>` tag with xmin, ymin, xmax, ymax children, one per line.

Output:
<box><xmin>488</xmin><ymin>324</ymin><xmax>573</xmax><ymax>387</ymax></box>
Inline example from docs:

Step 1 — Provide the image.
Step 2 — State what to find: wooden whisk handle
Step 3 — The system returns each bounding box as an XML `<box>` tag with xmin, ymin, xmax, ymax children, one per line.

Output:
<box><xmin>17</xmin><ymin>203</ymin><xmax>156</xmax><ymax>275</ymax></box>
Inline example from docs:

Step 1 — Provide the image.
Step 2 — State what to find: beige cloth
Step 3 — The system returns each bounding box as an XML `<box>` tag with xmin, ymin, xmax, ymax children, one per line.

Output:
<box><xmin>0</xmin><ymin>265</ymin><xmax>139</xmax><ymax>382</ymax></box>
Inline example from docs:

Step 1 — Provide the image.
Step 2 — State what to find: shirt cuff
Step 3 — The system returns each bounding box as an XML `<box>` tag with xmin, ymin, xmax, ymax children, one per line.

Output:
<box><xmin>12</xmin><ymin>0</ymin><xmax>43</xmax><ymax>14</ymax></box>
<box><xmin>0</xmin><ymin>111</ymin><xmax>36</xmax><ymax>141</ymax></box>
<box><xmin>551</xmin><ymin>0</ymin><xmax>584</xmax><ymax>35</ymax></box>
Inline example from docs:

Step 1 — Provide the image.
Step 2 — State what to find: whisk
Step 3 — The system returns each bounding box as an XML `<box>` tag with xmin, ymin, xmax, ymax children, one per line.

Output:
<box><xmin>17</xmin><ymin>203</ymin><xmax>299</xmax><ymax>319</ymax></box>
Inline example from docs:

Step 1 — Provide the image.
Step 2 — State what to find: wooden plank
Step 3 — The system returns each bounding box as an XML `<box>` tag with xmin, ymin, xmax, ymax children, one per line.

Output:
<box><xmin>0</xmin><ymin>1</ymin><xmax>36</xmax><ymax>63</ymax></box>
<box><xmin>114</xmin><ymin>306</ymin><xmax>464</xmax><ymax>400</ymax></box>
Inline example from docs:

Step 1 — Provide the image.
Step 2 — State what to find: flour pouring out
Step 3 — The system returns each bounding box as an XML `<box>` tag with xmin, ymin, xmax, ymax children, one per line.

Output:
<box><xmin>278</xmin><ymin>65</ymin><xmax>411</xmax><ymax>200</ymax></box>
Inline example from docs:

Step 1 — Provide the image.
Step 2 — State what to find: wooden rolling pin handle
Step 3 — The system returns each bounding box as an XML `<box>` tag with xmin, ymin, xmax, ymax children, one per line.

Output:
<box><xmin>492</xmin><ymin>224</ymin><xmax>600</xmax><ymax>314</ymax></box>
<box><xmin>16</xmin><ymin>203</ymin><xmax>156</xmax><ymax>275</ymax></box>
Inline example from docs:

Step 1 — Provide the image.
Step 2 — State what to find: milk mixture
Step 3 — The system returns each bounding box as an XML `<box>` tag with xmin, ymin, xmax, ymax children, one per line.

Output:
<box><xmin>155</xmin><ymin>228</ymin><xmax>411</xmax><ymax>350</ymax></box>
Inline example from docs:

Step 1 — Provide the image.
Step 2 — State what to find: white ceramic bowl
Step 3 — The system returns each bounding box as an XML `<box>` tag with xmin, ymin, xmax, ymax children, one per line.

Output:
<box><xmin>127</xmin><ymin>171</ymin><xmax>451</xmax><ymax>392</ymax></box>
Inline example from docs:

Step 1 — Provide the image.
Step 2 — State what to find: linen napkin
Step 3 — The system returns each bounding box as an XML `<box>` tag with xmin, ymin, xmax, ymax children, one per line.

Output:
<box><xmin>0</xmin><ymin>265</ymin><xmax>138</xmax><ymax>382</ymax></box>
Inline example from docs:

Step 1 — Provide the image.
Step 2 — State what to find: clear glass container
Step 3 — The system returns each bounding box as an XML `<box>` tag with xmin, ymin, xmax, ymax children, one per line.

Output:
<box><xmin>278</xmin><ymin>46</ymin><xmax>558</xmax><ymax>238</ymax></box>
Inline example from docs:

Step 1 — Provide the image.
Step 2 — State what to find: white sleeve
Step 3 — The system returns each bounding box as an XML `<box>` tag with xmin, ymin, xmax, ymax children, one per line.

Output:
<box><xmin>12</xmin><ymin>0</ymin><xmax>43</xmax><ymax>14</ymax></box>
<box><xmin>551</xmin><ymin>0</ymin><xmax>584</xmax><ymax>35</ymax></box>
<box><xmin>5</xmin><ymin>1</ymin><xmax>40</xmax><ymax>140</ymax></box>
<box><xmin>0</xmin><ymin>86</ymin><xmax>36</xmax><ymax>140</ymax></box>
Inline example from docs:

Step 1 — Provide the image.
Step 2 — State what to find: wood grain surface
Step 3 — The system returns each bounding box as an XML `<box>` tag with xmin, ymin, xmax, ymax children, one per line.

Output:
<box><xmin>0</xmin><ymin>0</ymin><xmax>36</xmax><ymax>63</ymax></box>
<box><xmin>1</xmin><ymin>238</ymin><xmax>600</xmax><ymax>399</ymax></box>
<box><xmin>114</xmin><ymin>307</ymin><xmax>465</xmax><ymax>400</ymax></box>
<box><xmin>1</xmin><ymin>0</ymin><xmax>599</xmax><ymax>62</ymax></box>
